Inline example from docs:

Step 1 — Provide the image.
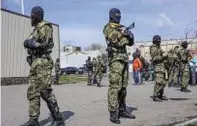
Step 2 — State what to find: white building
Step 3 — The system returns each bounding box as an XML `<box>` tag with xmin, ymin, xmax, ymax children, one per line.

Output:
<box><xmin>1</xmin><ymin>9</ymin><xmax>60</xmax><ymax>85</ymax></box>
<box><xmin>60</xmin><ymin>45</ymin><xmax>102</xmax><ymax>68</ymax></box>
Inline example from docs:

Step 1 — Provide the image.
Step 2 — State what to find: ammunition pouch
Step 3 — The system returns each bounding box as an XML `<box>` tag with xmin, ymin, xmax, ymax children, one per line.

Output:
<box><xmin>26</xmin><ymin>48</ymin><xmax>52</xmax><ymax>66</ymax></box>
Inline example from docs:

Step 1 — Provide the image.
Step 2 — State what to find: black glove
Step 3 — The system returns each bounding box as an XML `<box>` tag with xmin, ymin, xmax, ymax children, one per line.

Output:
<box><xmin>24</xmin><ymin>38</ymin><xmax>36</xmax><ymax>48</ymax></box>
<box><xmin>127</xmin><ymin>32</ymin><xmax>134</xmax><ymax>46</ymax></box>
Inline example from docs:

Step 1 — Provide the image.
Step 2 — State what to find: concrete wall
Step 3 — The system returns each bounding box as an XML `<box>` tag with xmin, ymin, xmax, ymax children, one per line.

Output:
<box><xmin>1</xmin><ymin>9</ymin><xmax>60</xmax><ymax>80</ymax></box>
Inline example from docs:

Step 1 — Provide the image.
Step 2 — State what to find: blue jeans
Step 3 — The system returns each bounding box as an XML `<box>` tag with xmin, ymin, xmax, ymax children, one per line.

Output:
<box><xmin>190</xmin><ymin>66</ymin><xmax>196</xmax><ymax>85</ymax></box>
<box><xmin>133</xmin><ymin>70</ymin><xmax>140</xmax><ymax>84</ymax></box>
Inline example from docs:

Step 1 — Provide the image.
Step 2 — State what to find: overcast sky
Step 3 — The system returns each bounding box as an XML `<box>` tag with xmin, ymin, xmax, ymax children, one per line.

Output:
<box><xmin>3</xmin><ymin>0</ymin><xmax>197</xmax><ymax>47</ymax></box>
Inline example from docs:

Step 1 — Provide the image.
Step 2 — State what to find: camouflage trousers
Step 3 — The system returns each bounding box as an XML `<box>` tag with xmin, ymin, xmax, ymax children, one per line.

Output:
<box><xmin>27</xmin><ymin>58</ymin><xmax>58</xmax><ymax>119</ymax></box>
<box><xmin>96</xmin><ymin>72</ymin><xmax>103</xmax><ymax>86</ymax></box>
<box><xmin>87</xmin><ymin>70</ymin><xmax>93</xmax><ymax>85</ymax></box>
<box><xmin>108</xmin><ymin>61</ymin><xmax>128</xmax><ymax>112</ymax></box>
<box><xmin>168</xmin><ymin>67</ymin><xmax>179</xmax><ymax>86</ymax></box>
<box><xmin>153</xmin><ymin>71</ymin><xmax>166</xmax><ymax>97</ymax></box>
<box><xmin>180</xmin><ymin>70</ymin><xmax>190</xmax><ymax>89</ymax></box>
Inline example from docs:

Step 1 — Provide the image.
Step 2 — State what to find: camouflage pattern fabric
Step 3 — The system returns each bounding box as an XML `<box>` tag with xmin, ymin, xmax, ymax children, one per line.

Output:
<box><xmin>86</xmin><ymin>59</ymin><xmax>93</xmax><ymax>85</ymax></box>
<box><xmin>95</xmin><ymin>58</ymin><xmax>106</xmax><ymax>86</ymax></box>
<box><xmin>87</xmin><ymin>71</ymin><xmax>93</xmax><ymax>85</ymax></box>
<box><xmin>92</xmin><ymin>58</ymin><xmax>97</xmax><ymax>80</ymax></box>
<box><xmin>167</xmin><ymin>49</ymin><xmax>179</xmax><ymax>86</ymax></box>
<box><xmin>177</xmin><ymin>47</ymin><xmax>190</xmax><ymax>89</ymax></box>
<box><xmin>26</xmin><ymin>21</ymin><xmax>56</xmax><ymax>119</ymax></box>
<box><xmin>150</xmin><ymin>44</ymin><xmax>166</xmax><ymax>97</ymax></box>
<box><xmin>54</xmin><ymin>61</ymin><xmax>60</xmax><ymax>85</ymax></box>
<box><xmin>103</xmin><ymin>22</ymin><xmax>133</xmax><ymax>112</ymax></box>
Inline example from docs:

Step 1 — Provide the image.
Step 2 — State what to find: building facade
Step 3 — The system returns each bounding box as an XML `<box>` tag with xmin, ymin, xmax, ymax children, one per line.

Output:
<box><xmin>60</xmin><ymin>45</ymin><xmax>102</xmax><ymax>68</ymax></box>
<box><xmin>1</xmin><ymin>9</ymin><xmax>60</xmax><ymax>85</ymax></box>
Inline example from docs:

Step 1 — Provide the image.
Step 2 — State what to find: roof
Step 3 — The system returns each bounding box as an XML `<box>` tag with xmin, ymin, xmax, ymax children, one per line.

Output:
<box><xmin>1</xmin><ymin>8</ymin><xmax>59</xmax><ymax>26</ymax></box>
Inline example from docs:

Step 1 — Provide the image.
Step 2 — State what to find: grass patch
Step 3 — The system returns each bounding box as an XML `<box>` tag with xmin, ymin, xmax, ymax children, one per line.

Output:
<box><xmin>59</xmin><ymin>75</ymin><xmax>87</xmax><ymax>84</ymax></box>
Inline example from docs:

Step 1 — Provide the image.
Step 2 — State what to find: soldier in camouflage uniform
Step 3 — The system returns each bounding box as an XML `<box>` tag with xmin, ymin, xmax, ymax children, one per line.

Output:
<box><xmin>103</xmin><ymin>8</ymin><xmax>135</xmax><ymax>124</ymax></box>
<box><xmin>177</xmin><ymin>41</ymin><xmax>192</xmax><ymax>92</ymax></box>
<box><xmin>23</xmin><ymin>6</ymin><xmax>64</xmax><ymax>126</ymax></box>
<box><xmin>95</xmin><ymin>55</ymin><xmax>105</xmax><ymax>87</ymax></box>
<box><xmin>92</xmin><ymin>57</ymin><xmax>97</xmax><ymax>84</ymax></box>
<box><xmin>150</xmin><ymin>35</ymin><xmax>168</xmax><ymax>102</ymax></box>
<box><xmin>167</xmin><ymin>46</ymin><xmax>179</xmax><ymax>87</ymax></box>
<box><xmin>86</xmin><ymin>56</ymin><xmax>93</xmax><ymax>85</ymax></box>
<box><xmin>54</xmin><ymin>58</ymin><xmax>60</xmax><ymax>85</ymax></box>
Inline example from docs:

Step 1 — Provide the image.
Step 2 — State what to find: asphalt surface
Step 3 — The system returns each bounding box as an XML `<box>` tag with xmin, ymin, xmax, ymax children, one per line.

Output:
<box><xmin>1</xmin><ymin>76</ymin><xmax>197</xmax><ymax>126</ymax></box>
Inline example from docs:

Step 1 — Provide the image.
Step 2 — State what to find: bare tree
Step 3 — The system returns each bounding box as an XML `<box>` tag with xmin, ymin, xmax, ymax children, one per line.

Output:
<box><xmin>85</xmin><ymin>43</ymin><xmax>103</xmax><ymax>51</ymax></box>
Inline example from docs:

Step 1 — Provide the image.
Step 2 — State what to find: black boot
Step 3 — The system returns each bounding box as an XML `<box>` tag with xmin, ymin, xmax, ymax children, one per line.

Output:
<box><xmin>119</xmin><ymin>104</ymin><xmax>135</xmax><ymax>119</ymax></box>
<box><xmin>159</xmin><ymin>96</ymin><xmax>168</xmax><ymax>100</ymax></box>
<box><xmin>41</xmin><ymin>90</ymin><xmax>65</xmax><ymax>126</ymax></box>
<box><xmin>119</xmin><ymin>109</ymin><xmax>136</xmax><ymax>119</ymax></box>
<box><xmin>47</xmin><ymin>99</ymin><xmax>65</xmax><ymax>126</ymax></box>
<box><xmin>159</xmin><ymin>95</ymin><xmax>168</xmax><ymax>100</ymax></box>
<box><xmin>22</xmin><ymin>119</ymin><xmax>40</xmax><ymax>126</ymax></box>
<box><xmin>153</xmin><ymin>96</ymin><xmax>162</xmax><ymax>102</ymax></box>
<box><xmin>97</xmin><ymin>83</ymin><xmax>101</xmax><ymax>87</ymax></box>
<box><xmin>181</xmin><ymin>88</ymin><xmax>191</xmax><ymax>92</ymax></box>
<box><xmin>109</xmin><ymin>111</ymin><xmax>120</xmax><ymax>124</ymax></box>
<box><xmin>118</xmin><ymin>90</ymin><xmax>135</xmax><ymax>119</ymax></box>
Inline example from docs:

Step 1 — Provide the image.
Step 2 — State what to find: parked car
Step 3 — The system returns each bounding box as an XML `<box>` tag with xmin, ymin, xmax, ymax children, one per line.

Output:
<box><xmin>78</xmin><ymin>67</ymin><xmax>88</xmax><ymax>74</ymax></box>
<box><xmin>61</xmin><ymin>67</ymin><xmax>78</xmax><ymax>75</ymax></box>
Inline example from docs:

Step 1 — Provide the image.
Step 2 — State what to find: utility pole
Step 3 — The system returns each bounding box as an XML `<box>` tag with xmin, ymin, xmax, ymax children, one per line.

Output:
<box><xmin>21</xmin><ymin>0</ymin><xmax>24</xmax><ymax>14</ymax></box>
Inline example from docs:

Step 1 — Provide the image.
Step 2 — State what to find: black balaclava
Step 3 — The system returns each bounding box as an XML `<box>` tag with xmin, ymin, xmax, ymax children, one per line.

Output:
<box><xmin>109</xmin><ymin>8</ymin><xmax>121</xmax><ymax>24</ymax></box>
<box><xmin>152</xmin><ymin>35</ymin><xmax>161</xmax><ymax>46</ymax></box>
<box><xmin>31</xmin><ymin>6</ymin><xmax>44</xmax><ymax>26</ymax></box>
<box><xmin>181</xmin><ymin>41</ymin><xmax>188</xmax><ymax>49</ymax></box>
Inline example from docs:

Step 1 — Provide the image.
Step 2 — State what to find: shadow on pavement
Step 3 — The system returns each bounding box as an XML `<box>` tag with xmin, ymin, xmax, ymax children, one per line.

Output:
<box><xmin>39</xmin><ymin>111</ymin><xmax>74</xmax><ymax>126</ymax></box>
<box><xmin>169</xmin><ymin>98</ymin><xmax>190</xmax><ymax>101</ymax></box>
<box><xmin>149</xmin><ymin>96</ymin><xmax>190</xmax><ymax>101</ymax></box>
<box><xmin>127</xmin><ymin>106</ymin><xmax>138</xmax><ymax>113</ymax></box>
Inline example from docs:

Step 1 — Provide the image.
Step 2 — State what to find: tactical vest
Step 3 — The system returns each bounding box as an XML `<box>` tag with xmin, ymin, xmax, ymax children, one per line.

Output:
<box><xmin>27</xmin><ymin>21</ymin><xmax>54</xmax><ymax>57</ymax></box>
<box><xmin>103</xmin><ymin>23</ymin><xmax>127</xmax><ymax>54</ymax></box>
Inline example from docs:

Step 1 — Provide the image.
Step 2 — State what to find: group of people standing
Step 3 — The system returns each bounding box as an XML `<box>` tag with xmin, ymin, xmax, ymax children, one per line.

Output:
<box><xmin>85</xmin><ymin>56</ymin><xmax>106</xmax><ymax>87</ymax></box>
<box><xmin>150</xmin><ymin>35</ymin><xmax>193</xmax><ymax>102</ymax></box>
<box><xmin>22</xmin><ymin>5</ymin><xmax>195</xmax><ymax>126</ymax></box>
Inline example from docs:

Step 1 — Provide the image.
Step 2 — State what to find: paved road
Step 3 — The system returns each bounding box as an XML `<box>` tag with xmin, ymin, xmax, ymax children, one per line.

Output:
<box><xmin>2</xmin><ymin>77</ymin><xmax>197</xmax><ymax>126</ymax></box>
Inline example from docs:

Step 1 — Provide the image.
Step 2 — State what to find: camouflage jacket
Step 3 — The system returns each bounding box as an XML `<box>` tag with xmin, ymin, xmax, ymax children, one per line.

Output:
<box><xmin>177</xmin><ymin>47</ymin><xmax>190</xmax><ymax>70</ymax></box>
<box><xmin>103</xmin><ymin>22</ymin><xmax>134</xmax><ymax>63</ymax></box>
<box><xmin>92</xmin><ymin>60</ymin><xmax>97</xmax><ymax>72</ymax></box>
<box><xmin>25</xmin><ymin>21</ymin><xmax>54</xmax><ymax>65</ymax></box>
<box><xmin>26</xmin><ymin>21</ymin><xmax>54</xmax><ymax>52</ymax></box>
<box><xmin>167</xmin><ymin>49</ymin><xmax>179</xmax><ymax>68</ymax></box>
<box><xmin>86</xmin><ymin>60</ymin><xmax>93</xmax><ymax>71</ymax></box>
<box><xmin>149</xmin><ymin>44</ymin><xmax>166</xmax><ymax>72</ymax></box>
<box><xmin>95</xmin><ymin>60</ymin><xmax>105</xmax><ymax>75</ymax></box>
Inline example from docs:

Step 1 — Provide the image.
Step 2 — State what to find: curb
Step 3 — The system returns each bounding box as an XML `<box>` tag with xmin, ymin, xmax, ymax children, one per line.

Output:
<box><xmin>175</xmin><ymin>118</ymin><xmax>197</xmax><ymax>126</ymax></box>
